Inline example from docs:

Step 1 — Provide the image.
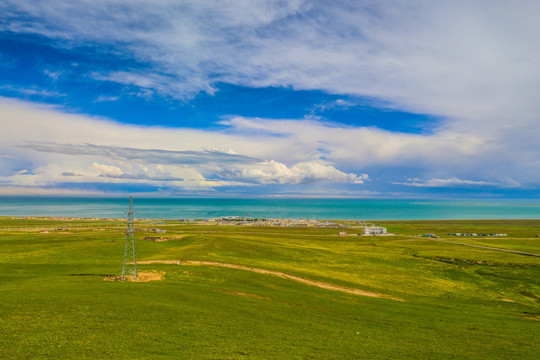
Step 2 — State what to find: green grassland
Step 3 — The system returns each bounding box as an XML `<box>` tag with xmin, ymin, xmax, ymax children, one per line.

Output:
<box><xmin>0</xmin><ymin>217</ymin><xmax>539</xmax><ymax>359</ymax></box>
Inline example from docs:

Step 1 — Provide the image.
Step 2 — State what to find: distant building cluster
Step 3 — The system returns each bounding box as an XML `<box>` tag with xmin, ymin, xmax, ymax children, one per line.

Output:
<box><xmin>214</xmin><ymin>217</ymin><xmax>346</xmax><ymax>228</ymax></box>
<box><xmin>136</xmin><ymin>217</ymin><xmax>395</xmax><ymax>237</ymax></box>
<box><xmin>448</xmin><ymin>233</ymin><xmax>507</xmax><ymax>237</ymax></box>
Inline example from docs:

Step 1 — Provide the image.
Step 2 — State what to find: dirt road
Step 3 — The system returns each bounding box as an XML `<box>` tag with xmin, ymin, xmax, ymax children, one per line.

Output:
<box><xmin>138</xmin><ymin>259</ymin><xmax>401</xmax><ymax>300</ymax></box>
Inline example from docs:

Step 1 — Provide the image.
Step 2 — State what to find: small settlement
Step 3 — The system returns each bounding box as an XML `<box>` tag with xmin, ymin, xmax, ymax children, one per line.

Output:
<box><xmin>213</xmin><ymin>217</ymin><xmax>345</xmax><ymax>228</ymax></box>
<box><xmin>175</xmin><ymin>217</ymin><xmax>390</xmax><ymax>235</ymax></box>
<box><xmin>448</xmin><ymin>232</ymin><xmax>507</xmax><ymax>237</ymax></box>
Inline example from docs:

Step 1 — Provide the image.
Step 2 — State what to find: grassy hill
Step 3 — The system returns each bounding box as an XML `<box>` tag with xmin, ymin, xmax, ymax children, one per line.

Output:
<box><xmin>0</xmin><ymin>217</ymin><xmax>538</xmax><ymax>359</ymax></box>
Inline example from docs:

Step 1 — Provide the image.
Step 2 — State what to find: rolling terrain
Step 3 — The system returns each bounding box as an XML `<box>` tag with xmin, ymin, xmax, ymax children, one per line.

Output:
<box><xmin>0</xmin><ymin>217</ymin><xmax>538</xmax><ymax>359</ymax></box>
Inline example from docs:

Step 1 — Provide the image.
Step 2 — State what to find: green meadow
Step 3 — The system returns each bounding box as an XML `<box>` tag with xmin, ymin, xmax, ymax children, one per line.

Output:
<box><xmin>0</xmin><ymin>217</ymin><xmax>539</xmax><ymax>359</ymax></box>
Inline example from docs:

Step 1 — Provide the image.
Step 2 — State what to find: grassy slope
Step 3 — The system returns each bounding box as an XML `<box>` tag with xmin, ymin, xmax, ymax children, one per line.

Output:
<box><xmin>0</xmin><ymin>218</ymin><xmax>538</xmax><ymax>359</ymax></box>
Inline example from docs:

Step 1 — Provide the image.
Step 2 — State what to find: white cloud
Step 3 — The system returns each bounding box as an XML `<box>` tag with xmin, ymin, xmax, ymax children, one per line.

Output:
<box><xmin>0</xmin><ymin>97</ymin><xmax>369</xmax><ymax>193</ymax></box>
<box><xmin>0</xmin><ymin>85</ymin><xmax>64</xmax><ymax>98</ymax></box>
<box><xmin>396</xmin><ymin>177</ymin><xmax>500</xmax><ymax>188</ymax></box>
<box><xmin>90</xmin><ymin>71</ymin><xmax>214</xmax><ymax>100</ymax></box>
<box><xmin>2</xmin><ymin>96</ymin><xmax>537</xmax><ymax>196</ymax></box>
<box><xmin>1</xmin><ymin>0</ymin><xmax>538</xmax><ymax>122</ymax></box>
<box><xmin>308</xmin><ymin>98</ymin><xmax>356</xmax><ymax>116</ymax></box>
<box><xmin>1</xmin><ymin>1</ymin><xmax>539</xmax><ymax>195</ymax></box>
<box><xmin>92</xmin><ymin>162</ymin><xmax>123</xmax><ymax>177</ymax></box>
<box><xmin>0</xmin><ymin>186</ymin><xmax>104</xmax><ymax>196</ymax></box>
<box><xmin>0</xmin><ymin>98</ymin><xmax>540</xmax><ymax>193</ymax></box>
<box><xmin>220</xmin><ymin>116</ymin><xmax>493</xmax><ymax>168</ymax></box>
<box><xmin>95</xmin><ymin>95</ymin><xmax>120</xmax><ymax>102</ymax></box>
<box><xmin>217</xmin><ymin>160</ymin><xmax>368</xmax><ymax>185</ymax></box>
<box><xmin>43</xmin><ymin>69</ymin><xmax>64</xmax><ymax>81</ymax></box>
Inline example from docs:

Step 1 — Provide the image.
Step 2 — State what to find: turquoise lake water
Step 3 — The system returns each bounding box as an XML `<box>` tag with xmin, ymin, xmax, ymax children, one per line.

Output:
<box><xmin>0</xmin><ymin>197</ymin><xmax>539</xmax><ymax>220</ymax></box>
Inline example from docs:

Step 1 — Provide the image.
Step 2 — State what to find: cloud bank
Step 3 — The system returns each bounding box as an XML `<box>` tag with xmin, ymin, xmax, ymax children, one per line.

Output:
<box><xmin>0</xmin><ymin>95</ymin><xmax>534</xmax><ymax>196</ymax></box>
<box><xmin>1</xmin><ymin>1</ymin><xmax>539</xmax><ymax>196</ymax></box>
<box><xmin>0</xmin><ymin>98</ymin><xmax>370</xmax><ymax>194</ymax></box>
<box><xmin>2</xmin><ymin>0</ymin><xmax>538</xmax><ymax>120</ymax></box>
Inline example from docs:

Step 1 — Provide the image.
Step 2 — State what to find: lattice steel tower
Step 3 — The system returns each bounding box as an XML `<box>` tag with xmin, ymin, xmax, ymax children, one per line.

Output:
<box><xmin>121</xmin><ymin>196</ymin><xmax>137</xmax><ymax>281</ymax></box>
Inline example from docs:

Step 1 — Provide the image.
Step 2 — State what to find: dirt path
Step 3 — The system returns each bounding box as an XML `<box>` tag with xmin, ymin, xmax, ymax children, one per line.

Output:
<box><xmin>138</xmin><ymin>259</ymin><xmax>400</xmax><ymax>300</ymax></box>
<box><xmin>432</xmin><ymin>239</ymin><xmax>540</xmax><ymax>257</ymax></box>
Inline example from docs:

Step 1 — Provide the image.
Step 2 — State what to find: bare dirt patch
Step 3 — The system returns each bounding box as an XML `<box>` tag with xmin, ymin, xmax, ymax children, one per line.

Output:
<box><xmin>156</xmin><ymin>235</ymin><xmax>184</xmax><ymax>242</ymax></box>
<box><xmin>138</xmin><ymin>259</ymin><xmax>401</xmax><ymax>300</ymax></box>
<box><xmin>103</xmin><ymin>270</ymin><xmax>165</xmax><ymax>282</ymax></box>
<box><xmin>139</xmin><ymin>260</ymin><xmax>181</xmax><ymax>265</ymax></box>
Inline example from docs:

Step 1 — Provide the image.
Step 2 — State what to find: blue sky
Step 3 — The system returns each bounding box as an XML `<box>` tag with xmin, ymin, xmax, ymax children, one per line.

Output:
<box><xmin>0</xmin><ymin>1</ymin><xmax>539</xmax><ymax>198</ymax></box>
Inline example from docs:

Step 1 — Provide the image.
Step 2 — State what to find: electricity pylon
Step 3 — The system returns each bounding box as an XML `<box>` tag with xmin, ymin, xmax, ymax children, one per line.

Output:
<box><xmin>121</xmin><ymin>196</ymin><xmax>137</xmax><ymax>281</ymax></box>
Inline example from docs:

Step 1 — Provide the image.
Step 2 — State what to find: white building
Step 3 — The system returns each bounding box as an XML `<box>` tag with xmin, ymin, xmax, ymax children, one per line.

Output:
<box><xmin>363</xmin><ymin>225</ymin><xmax>387</xmax><ymax>235</ymax></box>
